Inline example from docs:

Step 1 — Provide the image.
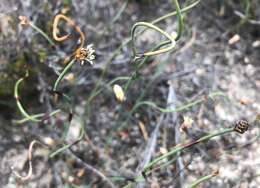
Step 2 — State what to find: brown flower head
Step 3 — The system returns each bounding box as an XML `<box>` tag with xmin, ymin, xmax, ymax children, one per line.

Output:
<box><xmin>75</xmin><ymin>44</ymin><xmax>95</xmax><ymax>66</ymax></box>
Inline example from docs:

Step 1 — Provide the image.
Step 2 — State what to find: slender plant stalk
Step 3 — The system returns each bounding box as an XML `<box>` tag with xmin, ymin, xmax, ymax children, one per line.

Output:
<box><xmin>14</xmin><ymin>109</ymin><xmax>61</xmax><ymax>124</ymax></box>
<box><xmin>53</xmin><ymin>59</ymin><xmax>76</xmax><ymax>91</ymax></box>
<box><xmin>132</xmin><ymin>92</ymin><xmax>226</xmax><ymax>114</ymax></box>
<box><xmin>30</xmin><ymin>23</ymin><xmax>55</xmax><ymax>46</ymax></box>
<box><xmin>14</xmin><ymin>71</ymin><xmax>41</xmax><ymax>122</ymax></box>
<box><xmin>143</xmin><ymin>128</ymin><xmax>233</xmax><ymax>173</ymax></box>
<box><xmin>152</xmin><ymin>0</ymin><xmax>200</xmax><ymax>24</ymax></box>
<box><xmin>187</xmin><ymin>170</ymin><xmax>219</xmax><ymax>188</ymax></box>
<box><xmin>50</xmin><ymin>118</ymin><xmax>85</xmax><ymax>158</ymax></box>
<box><xmin>172</xmin><ymin>0</ymin><xmax>184</xmax><ymax>40</ymax></box>
<box><xmin>105</xmin><ymin>91</ymin><xmax>226</xmax><ymax>146</ymax></box>
<box><xmin>112</xmin><ymin>0</ymin><xmax>129</xmax><ymax>23</ymax></box>
<box><xmin>130</xmin><ymin>0</ymin><xmax>184</xmax><ymax>59</ymax></box>
<box><xmin>14</xmin><ymin>71</ymin><xmax>61</xmax><ymax>123</ymax></box>
<box><xmin>124</xmin><ymin>40</ymin><xmax>171</xmax><ymax>92</ymax></box>
<box><xmin>88</xmin><ymin>76</ymin><xmax>130</xmax><ymax>102</ymax></box>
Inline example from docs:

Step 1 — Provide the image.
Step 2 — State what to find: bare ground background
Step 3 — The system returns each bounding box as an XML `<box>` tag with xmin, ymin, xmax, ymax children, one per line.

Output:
<box><xmin>0</xmin><ymin>0</ymin><xmax>259</xmax><ymax>187</ymax></box>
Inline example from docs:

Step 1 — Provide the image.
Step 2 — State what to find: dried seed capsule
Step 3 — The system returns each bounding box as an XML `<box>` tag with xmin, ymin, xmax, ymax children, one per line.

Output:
<box><xmin>234</xmin><ymin>119</ymin><xmax>249</xmax><ymax>134</ymax></box>
<box><xmin>113</xmin><ymin>84</ymin><xmax>126</xmax><ymax>102</ymax></box>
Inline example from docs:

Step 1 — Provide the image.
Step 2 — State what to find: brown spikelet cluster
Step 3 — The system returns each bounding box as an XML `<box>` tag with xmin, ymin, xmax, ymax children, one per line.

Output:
<box><xmin>234</xmin><ymin>119</ymin><xmax>249</xmax><ymax>134</ymax></box>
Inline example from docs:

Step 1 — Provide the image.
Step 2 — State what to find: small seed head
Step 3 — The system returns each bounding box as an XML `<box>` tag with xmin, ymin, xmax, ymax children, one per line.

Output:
<box><xmin>113</xmin><ymin>84</ymin><xmax>126</xmax><ymax>102</ymax></box>
<box><xmin>75</xmin><ymin>44</ymin><xmax>95</xmax><ymax>65</ymax></box>
<box><xmin>234</xmin><ymin>119</ymin><xmax>249</xmax><ymax>134</ymax></box>
<box><xmin>19</xmin><ymin>16</ymin><xmax>30</xmax><ymax>26</ymax></box>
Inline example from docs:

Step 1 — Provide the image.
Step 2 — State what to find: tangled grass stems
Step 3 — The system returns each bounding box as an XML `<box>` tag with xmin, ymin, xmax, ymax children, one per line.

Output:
<box><xmin>105</xmin><ymin>92</ymin><xmax>226</xmax><ymax>146</ymax></box>
<box><xmin>87</xmin><ymin>0</ymin><xmax>200</xmax><ymax>104</ymax></box>
<box><xmin>131</xmin><ymin>0</ymin><xmax>183</xmax><ymax>59</ymax></box>
<box><xmin>14</xmin><ymin>71</ymin><xmax>61</xmax><ymax>123</ymax></box>
<box><xmin>187</xmin><ymin>170</ymin><xmax>219</xmax><ymax>188</ymax></box>
<box><xmin>123</xmin><ymin>129</ymin><xmax>232</xmax><ymax>187</ymax></box>
<box><xmin>124</xmin><ymin>40</ymin><xmax>171</xmax><ymax>92</ymax></box>
<box><xmin>123</xmin><ymin>125</ymin><xmax>248</xmax><ymax>187</ymax></box>
<box><xmin>143</xmin><ymin>128</ymin><xmax>236</xmax><ymax>175</ymax></box>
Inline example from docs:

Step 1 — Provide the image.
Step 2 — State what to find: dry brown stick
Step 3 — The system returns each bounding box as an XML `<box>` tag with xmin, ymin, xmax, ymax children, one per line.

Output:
<box><xmin>53</xmin><ymin>14</ymin><xmax>85</xmax><ymax>46</ymax></box>
<box><xmin>52</xmin><ymin>14</ymin><xmax>85</xmax><ymax>57</ymax></box>
<box><xmin>11</xmin><ymin>140</ymin><xmax>47</xmax><ymax>181</ymax></box>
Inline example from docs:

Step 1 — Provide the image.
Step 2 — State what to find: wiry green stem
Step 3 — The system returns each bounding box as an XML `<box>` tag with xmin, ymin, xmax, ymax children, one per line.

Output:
<box><xmin>88</xmin><ymin>76</ymin><xmax>130</xmax><ymax>102</ymax></box>
<box><xmin>131</xmin><ymin>22</ymin><xmax>176</xmax><ymax>58</ymax></box>
<box><xmin>50</xmin><ymin>119</ymin><xmax>85</xmax><ymax>158</ymax></box>
<box><xmin>124</xmin><ymin>40</ymin><xmax>170</xmax><ymax>92</ymax></box>
<box><xmin>14</xmin><ymin>71</ymin><xmax>41</xmax><ymax>122</ymax></box>
<box><xmin>14</xmin><ymin>109</ymin><xmax>61</xmax><ymax>124</ymax></box>
<box><xmin>143</xmin><ymin>128</ymin><xmax>233</xmax><ymax>172</ymax></box>
<box><xmin>122</xmin><ymin>128</ymin><xmax>234</xmax><ymax>188</ymax></box>
<box><xmin>130</xmin><ymin>0</ymin><xmax>185</xmax><ymax>59</ymax></box>
<box><xmin>122</xmin><ymin>125</ymin><xmax>240</xmax><ymax>187</ymax></box>
<box><xmin>187</xmin><ymin>171</ymin><xmax>219</xmax><ymax>188</ymax></box>
<box><xmin>53</xmin><ymin>59</ymin><xmax>76</xmax><ymax>91</ymax></box>
<box><xmin>14</xmin><ymin>71</ymin><xmax>61</xmax><ymax>123</ymax></box>
<box><xmin>30</xmin><ymin>23</ymin><xmax>55</xmax><ymax>46</ymax></box>
<box><xmin>151</xmin><ymin>0</ymin><xmax>200</xmax><ymax>24</ymax></box>
<box><xmin>132</xmin><ymin>92</ymin><xmax>226</xmax><ymax>114</ymax></box>
<box><xmin>172</xmin><ymin>0</ymin><xmax>184</xmax><ymax>40</ymax></box>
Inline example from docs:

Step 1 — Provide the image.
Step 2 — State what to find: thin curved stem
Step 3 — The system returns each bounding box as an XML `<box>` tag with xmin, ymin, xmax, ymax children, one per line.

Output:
<box><xmin>14</xmin><ymin>71</ymin><xmax>41</xmax><ymax>122</ymax></box>
<box><xmin>172</xmin><ymin>0</ymin><xmax>184</xmax><ymax>40</ymax></box>
<box><xmin>53</xmin><ymin>59</ymin><xmax>76</xmax><ymax>91</ymax></box>
<box><xmin>131</xmin><ymin>22</ymin><xmax>176</xmax><ymax>58</ymax></box>
<box><xmin>122</xmin><ymin>126</ymin><xmax>240</xmax><ymax>187</ymax></box>
<box><xmin>14</xmin><ymin>72</ymin><xmax>61</xmax><ymax>123</ymax></box>
<box><xmin>152</xmin><ymin>0</ymin><xmax>200</xmax><ymax>25</ymax></box>
<box><xmin>131</xmin><ymin>92</ymin><xmax>226</xmax><ymax>114</ymax></box>
<box><xmin>187</xmin><ymin>170</ymin><xmax>219</xmax><ymax>188</ymax></box>
<box><xmin>124</xmin><ymin>40</ymin><xmax>171</xmax><ymax>92</ymax></box>
<box><xmin>88</xmin><ymin>76</ymin><xmax>130</xmax><ymax>101</ymax></box>
<box><xmin>30</xmin><ymin>23</ymin><xmax>55</xmax><ymax>46</ymax></box>
<box><xmin>52</xmin><ymin>14</ymin><xmax>85</xmax><ymax>53</ymax></box>
<box><xmin>11</xmin><ymin>140</ymin><xmax>48</xmax><ymax>181</ymax></box>
<box><xmin>14</xmin><ymin>109</ymin><xmax>61</xmax><ymax>124</ymax></box>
